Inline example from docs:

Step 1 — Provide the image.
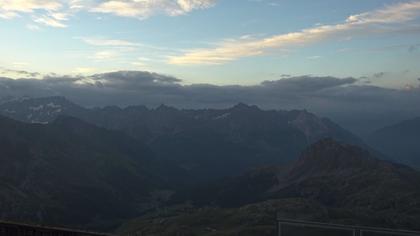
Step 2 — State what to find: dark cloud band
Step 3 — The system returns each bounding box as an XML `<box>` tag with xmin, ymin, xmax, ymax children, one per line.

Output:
<box><xmin>1</xmin><ymin>70</ymin><xmax>419</xmax><ymax>135</ymax></box>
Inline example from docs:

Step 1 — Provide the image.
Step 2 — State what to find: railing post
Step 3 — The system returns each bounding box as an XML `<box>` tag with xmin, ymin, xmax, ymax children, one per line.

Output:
<box><xmin>353</xmin><ymin>229</ymin><xmax>361</xmax><ymax>236</ymax></box>
<box><xmin>278</xmin><ymin>222</ymin><xmax>282</xmax><ymax>236</ymax></box>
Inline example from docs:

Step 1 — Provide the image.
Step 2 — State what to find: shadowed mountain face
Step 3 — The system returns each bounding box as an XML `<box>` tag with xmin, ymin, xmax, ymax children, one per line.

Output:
<box><xmin>0</xmin><ymin>97</ymin><xmax>365</xmax><ymax>180</ymax></box>
<box><xmin>0</xmin><ymin>115</ymin><xmax>184</xmax><ymax>230</ymax></box>
<box><xmin>368</xmin><ymin>117</ymin><xmax>420</xmax><ymax>168</ymax></box>
<box><xmin>275</xmin><ymin>139</ymin><xmax>420</xmax><ymax>214</ymax></box>
<box><xmin>129</xmin><ymin>139</ymin><xmax>420</xmax><ymax>236</ymax></box>
<box><xmin>206</xmin><ymin>139</ymin><xmax>420</xmax><ymax>212</ymax></box>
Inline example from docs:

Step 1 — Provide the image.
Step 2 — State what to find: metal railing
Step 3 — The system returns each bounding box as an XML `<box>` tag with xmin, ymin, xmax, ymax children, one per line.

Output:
<box><xmin>277</xmin><ymin>218</ymin><xmax>420</xmax><ymax>236</ymax></box>
<box><xmin>0</xmin><ymin>220</ymin><xmax>114</xmax><ymax>236</ymax></box>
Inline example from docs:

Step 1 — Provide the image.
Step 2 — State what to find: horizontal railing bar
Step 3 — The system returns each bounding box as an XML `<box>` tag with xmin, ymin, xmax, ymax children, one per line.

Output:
<box><xmin>279</xmin><ymin>221</ymin><xmax>355</xmax><ymax>231</ymax></box>
<box><xmin>277</xmin><ymin>218</ymin><xmax>420</xmax><ymax>236</ymax></box>
<box><xmin>360</xmin><ymin>229</ymin><xmax>420</xmax><ymax>236</ymax></box>
<box><xmin>0</xmin><ymin>220</ymin><xmax>114</xmax><ymax>235</ymax></box>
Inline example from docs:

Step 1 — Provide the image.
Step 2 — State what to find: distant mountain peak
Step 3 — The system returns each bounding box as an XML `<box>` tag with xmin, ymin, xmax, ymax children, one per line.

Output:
<box><xmin>0</xmin><ymin>96</ymin><xmax>87</xmax><ymax>124</ymax></box>
<box><xmin>124</xmin><ymin>105</ymin><xmax>149</xmax><ymax>112</ymax></box>
<box><xmin>102</xmin><ymin>105</ymin><xmax>123</xmax><ymax>112</ymax></box>
<box><xmin>52</xmin><ymin>115</ymin><xmax>85</xmax><ymax>125</ymax></box>
<box><xmin>231</xmin><ymin>102</ymin><xmax>260</xmax><ymax>111</ymax></box>
<box><xmin>156</xmin><ymin>104</ymin><xmax>177</xmax><ymax>112</ymax></box>
<box><xmin>289</xmin><ymin>138</ymin><xmax>375</xmax><ymax>179</ymax></box>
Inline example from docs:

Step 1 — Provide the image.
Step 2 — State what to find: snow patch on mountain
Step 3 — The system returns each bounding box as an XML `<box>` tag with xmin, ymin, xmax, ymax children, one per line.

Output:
<box><xmin>214</xmin><ymin>113</ymin><xmax>231</xmax><ymax>120</ymax></box>
<box><xmin>30</xmin><ymin>105</ymin><xmax>44</xmax><ymax>111</ymax></box>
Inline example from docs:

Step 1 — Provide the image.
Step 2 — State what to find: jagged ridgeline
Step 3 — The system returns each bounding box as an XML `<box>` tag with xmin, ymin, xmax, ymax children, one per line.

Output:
<box><xmin>0</xmin><ymin>96</ymin><xmax>364</xmax><ymax>180</ymax></box>
<box><xmin>1</xmin><ymin>96</ymin><xmax>420</xmax><ymax>235</ymax></box>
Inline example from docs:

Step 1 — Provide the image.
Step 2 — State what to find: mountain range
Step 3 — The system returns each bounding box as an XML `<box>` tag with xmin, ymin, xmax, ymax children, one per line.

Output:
<box><xmin>0</xmin><ymin>96</ymin><xmax>365</xmax><ymax>180</ymax></box>
<box><xmin>1</xmin><ymin>96</ymin><xmax>420</xmax><ymax>234</ymax></box>
<box><xmin>118</xmin><ymin>139</ymin><xmax>420</xmax><ymax>236</ymax></box>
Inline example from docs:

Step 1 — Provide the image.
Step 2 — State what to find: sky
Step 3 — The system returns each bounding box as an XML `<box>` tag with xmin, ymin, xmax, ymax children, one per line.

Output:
<box><xmin>1</xmin><ymin>0</ymin><xmax>420</xmax><ymax>135</ymax></box>
<box><xmin>1</xmin><ymin>0</ymin><xmax>420</xmax><ymax>87</ymax></box>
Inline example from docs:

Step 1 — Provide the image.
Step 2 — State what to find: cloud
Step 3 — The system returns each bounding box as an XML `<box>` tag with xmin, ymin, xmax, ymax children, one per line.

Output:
<box><xmin>373</xmin><ymin>72</ymin><xmax>386</xmax><ymax>78</ymax></box>
<box><xmin>248</xmin><ymin>0</ymin><xmax>281</xmax><ymax>7</ymax></box>
<box><xmin>0</xmin><ymin>67</ymin><xmax>41</xmax><ymax>78</ymax></box>
<box><xmin>0</xmin><ymin>0</ymin><xmax>62</xmax><ymax>15</ymax></box>
<box><xmin>260</xmin><ymin>76</ymin><xmax>357</xmax><ymax>93</ymax></box>
<box><xmin>26</xmin><ymin>23</ymin><xmax>41</xmax><ymax>31</ymax></box>
<box><xmin>1</xmin><ymin>70</ymin><xmax>420</xmax><ymax>135</ymax></box>
<box><xmin>345</xmin><ymin>1</ymin><xmax>420</xmax><ymax>24</ymax></box>
<box><xmin>73</xmin><ymin>67</ymin><xmax>97</xmax><ymax>74</ymax></box>
<box><xmin>33</xmin><ymin>13</ymin><xmax>68</xmax><ymax>28</ymax></box>
<box><xmin>80</xmin><ymin>37</ymin><xmax>140</xmax><ymax>47</ymax></box>
<box><xmin>0</xmin><ymin>0</ymin><xmax>217</xmax><ymax>27</ymax></box>
<box><xmin>86</xmin><ymin>71</ymin><xmax>182</xmax><ymax>89</ymax></box>
<box><xmin>92</xmin><ymin>0</ymin><xmax>216</xmax><ymax>18</ymax></box>
<box><xmin>0</xmin><ymin>71</ymin><xmax>355</xmax><ymax>105</ymax></box>
<box><xmin>79</xmin><ymin>36</ymin><xmax>158</xmax><ymax>63</ymax></box>
<box><xmin>78</xmin><ymin>36</ymin><xmax>143</xmax><ymax>62</ymax></box>
<box><xmin>307</xmin><ymin>56</ymin><xmax>322</xmax><ymax>60</ymax></box>
<box><xmin>169</xmin><ymin>1</ymin><xmax>420</xmax><ymax>65</ymax></box>
<box><xmin>0</xmin><ymin>0</ymin><xmax>69</xmax><ymax>27</ymax></box>
<box><xmin>0</xmin><ymin>71</ymin><xmax>412</xmax><ymax>111</ymax></box>
<box><xmin>90</xmin><ymin>50</ymin><xmax>120</xmax><ymax>60</ymax></box>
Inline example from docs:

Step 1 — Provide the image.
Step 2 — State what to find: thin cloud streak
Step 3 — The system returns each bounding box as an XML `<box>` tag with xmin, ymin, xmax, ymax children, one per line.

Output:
<box><xmin>80</xmin><ymin>37</ymin><xmax>141</xmax><ymax>47</ymax></box>
<box><xmin>168</xmin><ymin>1</ymin><xmax>420</xmax><ymax>65</ymax></box>
<box><xmin>92</xmin><ymin>0</ymin><xmax>217</xmax><ymax>19</ymax></box>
